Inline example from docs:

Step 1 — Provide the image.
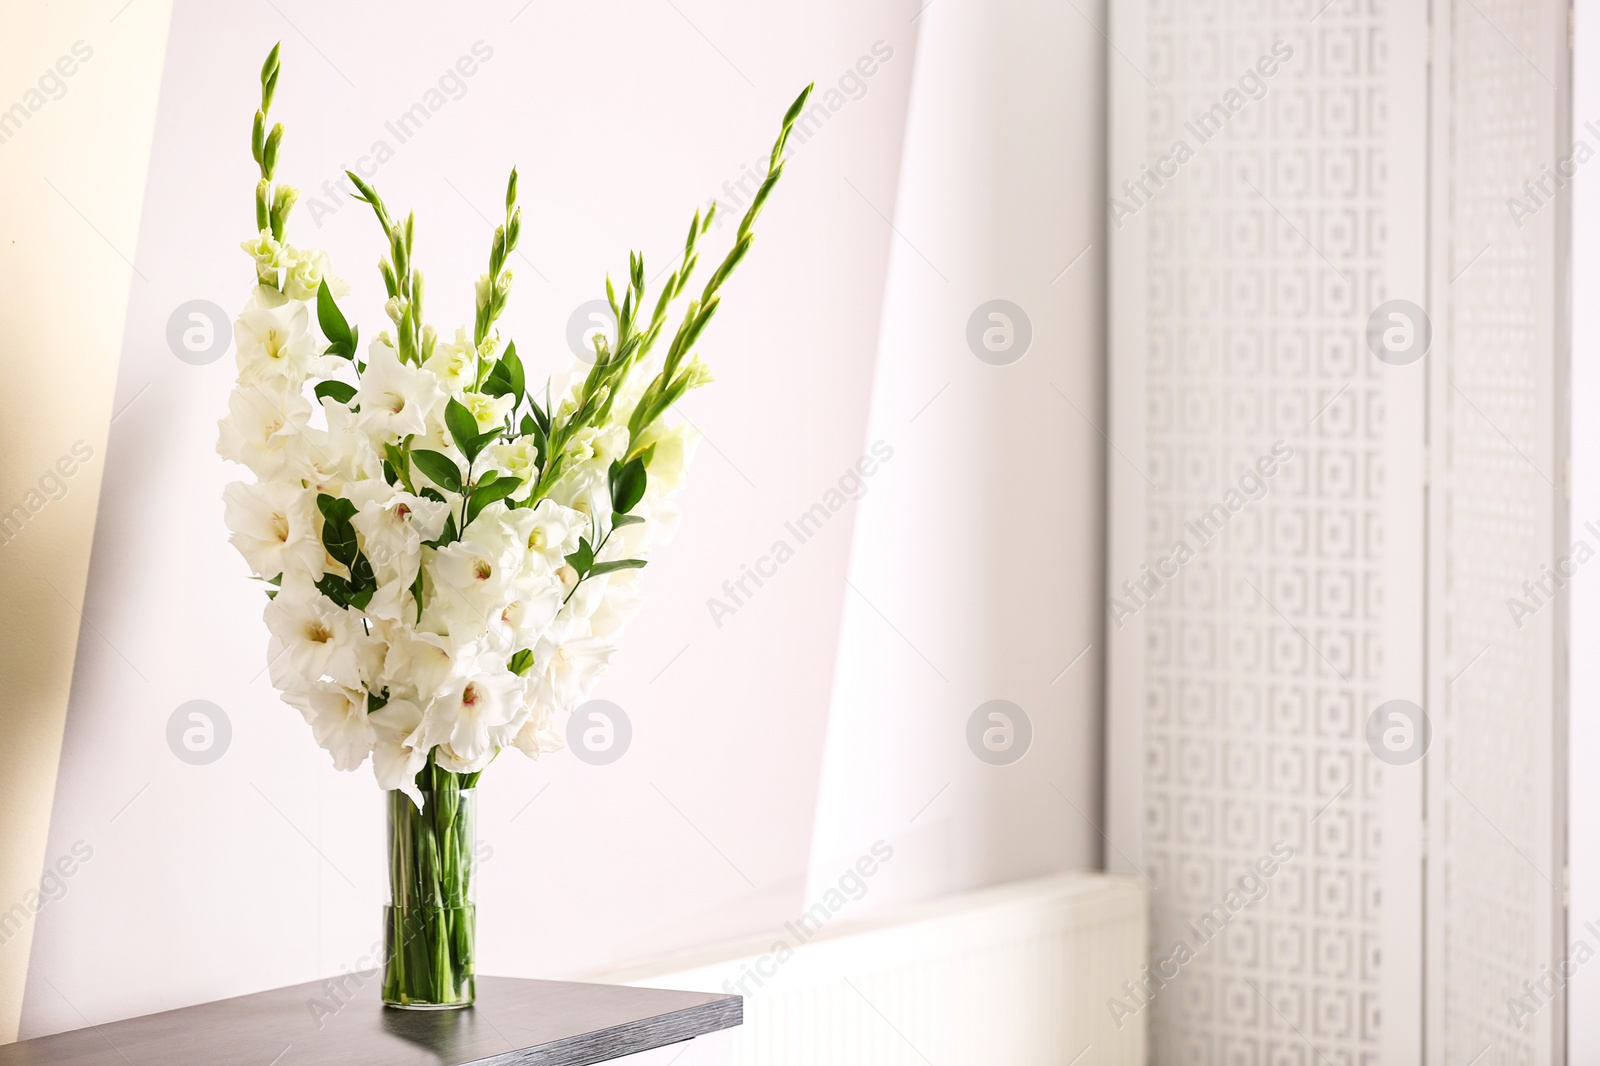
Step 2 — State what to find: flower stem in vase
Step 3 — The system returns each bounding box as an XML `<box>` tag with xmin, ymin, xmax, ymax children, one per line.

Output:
<box><xmin>383</xmin><ymin>785</ymin><xmax>476</xmax><ymax>1008</ymax></box>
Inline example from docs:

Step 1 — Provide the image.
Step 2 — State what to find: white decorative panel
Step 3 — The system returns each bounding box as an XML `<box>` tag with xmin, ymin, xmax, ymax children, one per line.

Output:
<box><xmin>1112</xmin><ymin>0</ymin><xmax>1568</xmax><ymax>1062</ymax></box>
<box><xmin>1106</xmin><ymin>0</ymin><xmax>1433</xmax><ymax>1061</ymax></box>
<box><xmin>1134</xmin><ymin>5</ymin><xmax>1395</xmax><ymax>1062</ymax></box>
<box><xmin>1426</xmin><ymin>1</ymin><xmax>1567</xmax><ymax>1063</ymax></box>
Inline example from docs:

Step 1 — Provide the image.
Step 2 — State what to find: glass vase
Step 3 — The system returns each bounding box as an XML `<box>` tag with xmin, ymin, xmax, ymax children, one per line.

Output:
<box><xmin>382</xmin><ymin>788</ymin><xmax>476</xmax><ymax>1009</ymax></box>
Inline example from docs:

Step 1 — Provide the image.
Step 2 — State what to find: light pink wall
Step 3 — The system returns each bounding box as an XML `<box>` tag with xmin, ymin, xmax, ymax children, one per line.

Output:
<box><xmin>19</xmin><ymin>0</ymin><xmax>1107</xmax><ymax>1036</ymax></box>
<box><xmin>20</xmin><ymin>0</ymin><xmax>920</xmax><ymax>1034</ymax></box>
<box><xmin>806</xmin><ymin>0</ymin><xmax>1106</xmax><ymax>909</ymax></box>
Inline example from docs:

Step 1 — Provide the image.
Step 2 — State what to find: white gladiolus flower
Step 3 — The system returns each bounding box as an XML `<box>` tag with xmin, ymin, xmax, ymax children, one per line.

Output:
<box><xmin>562</xmin><ymin>424</ymin><xmax>628</xmax><ymax>469</ymax></box>
<box><xmin>223</xmin><ymin>480</ymin><xmax>324</xmax><ymax>580</ymax></box>
<box><xmin>370</xmin><ymin>698</ymin><xmax>428</xmax><ymax>802</ymax></box>
<box><xmin>499</xmin><ymin>498</ymin><xmax>584</xmax><ymax>573</ymax></box>
<box><xmin>288</xmin><ymin>682</ymin><xmax>375</xmax><ymax>771</ymax></box>
<box><xmin>463</xmin><ymin>390</ymin><xmax>514</xmax><ymax>431</ymax></box>
<box><xmin>423</xmin><ymin>326</ymin><xmax>476</xmax><ymax>392</ymax></box>
<box><xmin>491</xmin><ymin>438</ymin><xmax>540</xmax><ymax>499</ymax></box>
<box><xmin>493</xmin><ymin>582</ymin><xmax>564</xmax><ymax>651</ymax></box>
<box><xmin>587</xmin><ymin>572</ymin><xmax>646</xmax><ymax>640</ymax></box>
<box><xmin>380</xmin><ymin>629</ymin><xmax>462</xmax><ymax>705</ymax></box>
<box><xmin>307</xmin><ymin>399</ymin><xmax>387</xmax><ymax>492</ymax></box>
<box><xmin>348</xmin><ymin>484</ymin><xmax>451</xmax><ymax>621</ymax></box>
<box><xmin>282</xmin><ymin>246</ymin><xmax>349</xmax><ymax>302</ymax></box>
<box><xmin>264</xmin><ymin>579</ymin><xmax>379</xmax><ymax>692</ymax></box>
<box><xmin>355</xmin><ymin>340</ymin><xmax>444</xmax><ymax>441</ymax></box>
<box><xmin>528</xmin><ymin>618</ymin><xmax>616</xmax><ymax>713</ymax></box>
<box><xmin>562</xmin><ymin>571</ymin><xmax>609</xmax><ymax>622</ymax></box>
<box><xmin>431</xmin><ymin>530</ymin><xmax>518</xmax><ymax>627</ymax></box>
<box><xmin>235</xmin><ymin>286</ymin><xmax>320</xmax><ymax>387</ymax></box>
<box><xmin>510</xmin><ymin>698</ymin><xmax>563</xmax><ymax>760</ymax></box>
<box><xmin>635</xmin><ymin>421</ymin><xmax>698</xmax><ymax>495</ymax></box>
<box><xmin>217</xmin><ymin>383</ymin><xmax>311</xmax><ymax>478</ymax></box>
<box><xmin>416</xmin><ymin>664</ymin><xmax>528</xmax><ymax>772</ymax></box>
<box><xmin>241</xmin><ymin>230</ymin><xmax>287</xmax><ymax>272</ymax></box>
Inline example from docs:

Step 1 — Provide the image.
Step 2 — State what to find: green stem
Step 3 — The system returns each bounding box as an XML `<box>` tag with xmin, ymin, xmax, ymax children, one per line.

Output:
<box><xmin>383</xmin><ymin>783</ymin><xmax>475</xmax><ymax>1007</ymax></box>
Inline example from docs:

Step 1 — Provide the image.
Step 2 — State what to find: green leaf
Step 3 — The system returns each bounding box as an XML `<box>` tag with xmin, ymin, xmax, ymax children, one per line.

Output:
<box><xmin>317</xmin><ymin>279</ymin><xmax>357</xmax><ymax>358</ymax></box>
<box><xmin>466</xmin><ymin>476</ymin><xmax>521</xmax><ymax>526</ymax></box>
<box><xmin>503</xmin><ymin>341</ymin><xmax>525</xmax><ymax>397</ymax></box>
<box><xmin>471</xmin><ymin>427</ymin><xmax>504</xmax><ymax>457</ymax></box>
<box><xmin>520</xmin><ymin>413</ymin><xmax>547</xmax><ymax>470</ymax></box>
<box><xmin>611</xmin><ymin>513</ymin><xmax>646</xmax><ymax>528</ymax></box>
<box><xmin>411</xmin><ymin>449</ymin><xmax>463</xmax><ymax>493</ymax></box>
<box><xmin>316</xmin><ymin>542</ymin><xmax>374</xmax><ymax>605</ymax></box>
<box><xmin>418</xmin><ymin>487</ymin><xmax>448</xmax><ymax>504</ymax></box>
<box><xmin>589</xmin><ymin>558</ymin><xmax>648</xmax><ymax>577</ymax></box>
<box><xmin>507</xmin><ymin>648</ymin><xmax>534</xmax><ymax>676</ymax></box>
<box><xmin>410</xmin><ymin>568</ymin><xmax>426</xmax><ymax>623</ymax></box>
<box><xmin>529</xmin><ymin>388</ymin><xmax>550</xmax><ymax>436</ymax></box>
<box><xmin>348</xmin><ymin>551</ymin><xmax>374</xmax><ymax>589</ymax></box>
<box><xmin>314</xmin><ymin>380</ymin><xmax>358</xmax><ymax>406</ymax></box>
<box><xmin>316</xmin><ymin>493</ymin><xmax>358</xmax><ymax>525</ymax></box>
<box><xmin>444</xmin><ymin>398</ymin><xmax>479</xmax><ymax>458</ymax></box>
<box><xmin>609</xmin><ymin>457</ymin><xmax>648</xmax><ymax>515</ymax></box>
<box><xmin>483</xmin><ymin>366</ymin><xmax>513</xmax><ymax>398</ymax></box>
<box><xmin>565</xmin><ymin>537</ymin><xmax>595</xmax><ymax>576</ymax></box>
<box><xmin>316</xmin><ymin>493</ymin><xmax>363</xmax><ymax>571</ymax></box>
<box><xmin>315</xmin><ymin>573</ymin><xmax>354</xmax><ymax>607</ymax></box>
<box><xmin>483</xmin><ymin>342</ymin><xmax>526</xmax><ymax>401</ymax></box>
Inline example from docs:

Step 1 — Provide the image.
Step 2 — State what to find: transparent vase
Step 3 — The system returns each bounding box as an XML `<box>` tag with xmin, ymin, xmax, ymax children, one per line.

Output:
<box><xmin>382</xmin><ymin>788</ymin><xmax>476</xmax><ymax>1009</ymax></box>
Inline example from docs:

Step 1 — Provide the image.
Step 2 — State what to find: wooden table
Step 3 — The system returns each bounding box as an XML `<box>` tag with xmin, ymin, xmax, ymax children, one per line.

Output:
<box><xmin>0</xmin><ymin>975</ymin><xmax>741</xmax><ymax>1065</ymax></box>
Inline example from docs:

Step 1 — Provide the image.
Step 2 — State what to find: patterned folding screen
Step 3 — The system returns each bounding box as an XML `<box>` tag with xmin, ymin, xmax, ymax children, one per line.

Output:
<box><xmin>1426</xmin><ymin>1</ymin><xmax>1568</xmax><ymax>1063</ymax></box>
<box><xmin>1106</xmin><ymin>0</ymin><xmax>1567</xmax><ymax>1062</ymax></box>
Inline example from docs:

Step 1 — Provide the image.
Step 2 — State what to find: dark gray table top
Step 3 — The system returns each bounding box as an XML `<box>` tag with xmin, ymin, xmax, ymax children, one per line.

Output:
<box><xmin>0</xmin><ymin>975</ymin><xmax>741</xmax><ymax>1065</ymax></box>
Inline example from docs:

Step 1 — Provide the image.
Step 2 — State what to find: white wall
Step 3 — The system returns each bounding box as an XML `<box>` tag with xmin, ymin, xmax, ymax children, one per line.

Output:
<box><xmin>19</xmin><ymin>0</ymin><xmax>915</xmax><ymax>1033</ymax></box>
<box><xmin>806</xmin><ymin>0</ymin><xmax>1105</xmax><ymax>907</ymax></box>
<box><xmin>16</xmin><ymin>0</ymin><xmax>1107</xmax><ymax>1035</ymax></box>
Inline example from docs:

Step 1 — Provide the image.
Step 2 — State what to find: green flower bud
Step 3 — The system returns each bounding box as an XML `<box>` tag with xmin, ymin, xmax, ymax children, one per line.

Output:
<box><xmin>251</xmin><ymin>111</ymin><xmax>266</xmax><ymax>166</ymax></box>
<box><xmin>269</xmin><ymin>183</ymin><xmax>299</xmax><ymax>240</ymax></box>
<box><xmin>263</xmin><ymin>123</ymin><xmax>284</xmax><ymax>177</ymax></box>
<box><xmin>260</xmin><ymin>43</ymin><xmax>281</xmax><ymax>87</ymax></box>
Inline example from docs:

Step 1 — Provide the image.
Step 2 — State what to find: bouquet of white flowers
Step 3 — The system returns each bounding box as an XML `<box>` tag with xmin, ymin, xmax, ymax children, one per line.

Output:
<box><xmin>217</xmin><ymin>45</ymin><xmax>807</xmax><ymax>1008</ymax></box>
